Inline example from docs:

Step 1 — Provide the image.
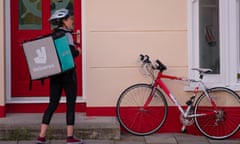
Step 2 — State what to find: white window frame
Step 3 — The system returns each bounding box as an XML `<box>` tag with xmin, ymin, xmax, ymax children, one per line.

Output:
<box><xmin>188</xmin><ymin>0</ymin><xmax>240</xmax><ymax>90</ymax></box>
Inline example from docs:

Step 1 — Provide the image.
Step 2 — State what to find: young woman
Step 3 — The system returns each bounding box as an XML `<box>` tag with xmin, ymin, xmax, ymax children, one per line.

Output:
<box><xmin>36</xmin><ymin>8</ymin><xmax>83</xmax><ymax>144</ymax></box>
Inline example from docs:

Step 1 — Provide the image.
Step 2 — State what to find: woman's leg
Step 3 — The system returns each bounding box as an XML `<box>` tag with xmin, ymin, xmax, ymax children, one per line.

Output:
<box><xmin>64</xmin><ymin>71</ymin><xmax>77</xmax><ymax>136</ymax></box>
<box><xmin>67</xmin><ymin>125</ymin><xmax>74</xmax><ymax>137</ymax></box>
<box><xmin>39</xmin><ymin>124</ymin><xmax>48</xmax><ymax>137</ymax></box>
<box><xmin>39</xmin><ymin>76</ymin><xmax>63</xmax><ymax>137</ymax></box>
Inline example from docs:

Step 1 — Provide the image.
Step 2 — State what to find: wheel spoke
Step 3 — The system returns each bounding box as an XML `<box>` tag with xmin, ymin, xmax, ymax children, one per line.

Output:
<box><xmin>116</xmin><ymin>84</ymin><xmax>168</xmax><ymax>136</ymax></box>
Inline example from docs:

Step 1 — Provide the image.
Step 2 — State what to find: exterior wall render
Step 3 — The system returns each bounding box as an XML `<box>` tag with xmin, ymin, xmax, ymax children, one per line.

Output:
<box><xmin>0</xmin><ymin>0</ymin><xmax>239</xmax><ymax>117</ymax></box>
<box><xmin>86</xmin><ymin>0</ymin><xmax>189</xmax><ymax>108</ymax></box>
<box><xmin>0</xmin><ymin>0</ymin><xmax>5</xmax><ymax>116</ymax></box>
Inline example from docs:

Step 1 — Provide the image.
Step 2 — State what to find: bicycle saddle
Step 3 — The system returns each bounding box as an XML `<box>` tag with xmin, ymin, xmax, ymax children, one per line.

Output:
<box><xmin>192</xmin><ymin>68</ymin><xmax>212</xmax><ymax>74</ymax></box>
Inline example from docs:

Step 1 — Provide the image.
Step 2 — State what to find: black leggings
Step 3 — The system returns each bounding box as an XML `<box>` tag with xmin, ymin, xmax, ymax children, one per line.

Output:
<box><xmin>42</xmin><ymin>70</ymin><xmax>77</xmax><ymax>125</ymax></box>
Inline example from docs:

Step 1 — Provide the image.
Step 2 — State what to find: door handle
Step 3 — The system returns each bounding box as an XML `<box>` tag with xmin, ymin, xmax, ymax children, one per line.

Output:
<box><xmin>76</xmin><ymin>29</ymin><xmax>81</xmax><ymax>44</ymax></box>
<box><xmin>73</xmin><ymin>29</ymin><xmax>81</xmax><ymax>44</ymax></box>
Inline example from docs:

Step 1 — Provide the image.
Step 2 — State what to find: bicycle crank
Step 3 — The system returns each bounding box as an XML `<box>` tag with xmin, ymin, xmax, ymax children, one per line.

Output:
<box><xmin>180</xmin><ymin>114</ymin><xmax>194</xmax><ymax>126</ymax></box>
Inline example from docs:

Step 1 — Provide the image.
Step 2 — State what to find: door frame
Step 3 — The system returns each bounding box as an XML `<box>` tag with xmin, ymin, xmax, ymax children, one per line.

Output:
<box><xmin>5</xmin><ymin>0</ymin><xmax>87</xmax><ymax>104</ymax></box>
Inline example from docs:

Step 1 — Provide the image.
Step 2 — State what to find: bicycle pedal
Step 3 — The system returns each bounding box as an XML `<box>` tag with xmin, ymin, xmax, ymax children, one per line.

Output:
<box><xmin>181</xmin><ymin>129</ymin><xmax>187</xmax><ymax>133</ymax></box>
<box><xmin>181</xmin><ymin>126</ymin><xmax>187</xmax><ymax>133</ymax></box>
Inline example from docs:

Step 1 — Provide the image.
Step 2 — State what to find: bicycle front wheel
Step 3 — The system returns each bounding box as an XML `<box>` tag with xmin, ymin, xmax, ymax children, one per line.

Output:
<box><xmin>116</xmin><ymin>83</ymin><xmax>168</xmax><ymax>136</ymax></box>
<box><xmin>194</xmin><ymin>87</ymin><xmax>240</xmax><ymax>140</ymax></box>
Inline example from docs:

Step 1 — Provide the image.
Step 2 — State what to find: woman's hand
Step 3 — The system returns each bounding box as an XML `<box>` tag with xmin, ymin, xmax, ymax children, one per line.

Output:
<box><xmin>77</xmin><ymin>47</ymin><xmax>82</xmax><ymax>56</ymax></box>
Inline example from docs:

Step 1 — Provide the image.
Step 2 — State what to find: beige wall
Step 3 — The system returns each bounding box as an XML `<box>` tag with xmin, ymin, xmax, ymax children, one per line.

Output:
<box><xmin>86</xmin><ymin>0</ymin><xmax>189</xmax><ymax>107</ymax></box>
<box><xmin>0</xmin><ymin>0</ymin><xmax>189</xmax><ymax>109</ymax></box>
<box><xmin>0</xmin><ymin>0</ymin><xmax>5</xmax><ymax>106</ymax></box>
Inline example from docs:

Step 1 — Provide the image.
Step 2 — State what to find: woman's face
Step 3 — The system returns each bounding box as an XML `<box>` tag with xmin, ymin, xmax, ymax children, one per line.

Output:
<box><xmin>63</xmin><ymin>16</ymin><xmax>74</xmax><ymax>30</ymax></box>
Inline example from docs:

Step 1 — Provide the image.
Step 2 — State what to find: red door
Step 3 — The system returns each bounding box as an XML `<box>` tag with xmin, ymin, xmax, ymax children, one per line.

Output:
<box><xmin>11</xmin><ymin>0</ymin><xmax>82</xmax><ymax>97</ymax></box>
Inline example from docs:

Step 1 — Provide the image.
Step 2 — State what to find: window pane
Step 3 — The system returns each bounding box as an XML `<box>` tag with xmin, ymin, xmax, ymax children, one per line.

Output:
<box><xmin>50</xmin><ymin>0</ymin><xmax>74</xmax><ymax>29</ymax></box>
<box><xmin>199</xmin><ymin>0</ymin><xmax>220</xmax><ymax>74</ymax></box>
<box><xmin>18</xmin><ymin>0</ymin><xmax>42</xmax><ymax>30</ymax></box>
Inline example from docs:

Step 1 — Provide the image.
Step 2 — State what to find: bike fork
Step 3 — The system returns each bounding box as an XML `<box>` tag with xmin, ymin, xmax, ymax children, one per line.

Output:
<box><xmin>143</xmin><ymin>86</ymin><xmax>157</xmax><ymax>108</ymax></box>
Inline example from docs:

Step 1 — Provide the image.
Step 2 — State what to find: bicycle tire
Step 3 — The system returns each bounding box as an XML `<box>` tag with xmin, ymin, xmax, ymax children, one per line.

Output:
<box><xmin>194</xmin><ymin>87</ymin><xmax>240</xmax><ymax>140</ymax></box>
<box><xmin>116</xmin><ymin>83</ymin><xmax>168</xmax><ymax>136</ymax></box>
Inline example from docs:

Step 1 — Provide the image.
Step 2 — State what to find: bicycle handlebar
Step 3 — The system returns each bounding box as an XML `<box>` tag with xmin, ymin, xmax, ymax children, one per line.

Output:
<box><xmin>155</xmin><ymin>60</ymin><xmax>167</xmax><ymax>72</ymax></box>
<box><xmin>139</xmin><ymin>54</ymin><xmax>167</xmax><ymax>73</ymax></box>
<box><xmin>139</xmin><ymin>54</ymin><xmax>213</xmax><ymax>80</ymax></box>
<box><xmin>140</xmin><ymin>54</ymin><xmax>151</xmax><ymax>63</ymax></box>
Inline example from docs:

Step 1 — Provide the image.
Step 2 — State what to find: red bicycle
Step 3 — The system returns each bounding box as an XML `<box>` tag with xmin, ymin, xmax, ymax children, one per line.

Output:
<box><xmin>116</xmin><ymin>54</ymin><xmax>240</xmax><ymax>140</ymax></box>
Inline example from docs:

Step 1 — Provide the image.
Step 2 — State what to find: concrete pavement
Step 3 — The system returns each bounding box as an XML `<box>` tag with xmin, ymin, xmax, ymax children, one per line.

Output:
<box><xmin>0</xmin><ymin>113</ymin><xmax>239</xmax><ymax>144</ymax></box>
<box><xmin>0</xmin><ymin>133</ymin><xmax>239</xmax><ymax>144</ymax></box>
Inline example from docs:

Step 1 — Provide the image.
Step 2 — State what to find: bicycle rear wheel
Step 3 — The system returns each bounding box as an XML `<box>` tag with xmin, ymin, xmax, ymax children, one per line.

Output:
<box><xmin>116</xmin><ymin>83</ymin><xmax>168</xmax><ymax>136</ymax></box>
<box><xmin>194</xmin><ymin>87</ymin><xmax>240</xmax><ymax>140</ymax></box>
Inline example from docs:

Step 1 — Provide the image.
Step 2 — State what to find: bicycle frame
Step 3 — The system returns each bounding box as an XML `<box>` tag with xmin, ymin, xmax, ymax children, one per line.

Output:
<box><xmin>146</xmin><ymin>71</ymin><xmax>218</xmax><ymax>119</ymax></box>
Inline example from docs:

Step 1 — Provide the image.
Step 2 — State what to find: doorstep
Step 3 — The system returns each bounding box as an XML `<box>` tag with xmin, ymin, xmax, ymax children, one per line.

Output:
<box><xmin>0</xmin><ymin>113</ymin><xmax>120</xmax><ymax>141</ymax></box>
